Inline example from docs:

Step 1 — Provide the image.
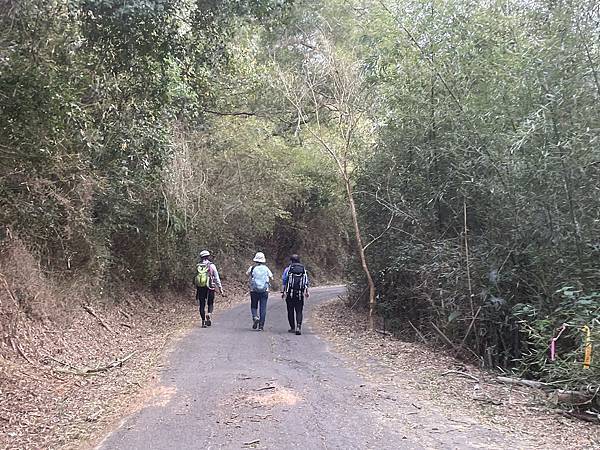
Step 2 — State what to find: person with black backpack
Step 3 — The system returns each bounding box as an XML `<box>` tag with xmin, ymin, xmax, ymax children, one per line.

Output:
<box><xmin>281</xmin><ymin>254</ymin><xmax>309</xmax><ymax>335</ymax></box>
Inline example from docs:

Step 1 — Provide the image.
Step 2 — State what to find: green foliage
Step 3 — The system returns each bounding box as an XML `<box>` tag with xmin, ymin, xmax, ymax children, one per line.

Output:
<box><xmin>315</xmin><ymin>0</ymin><xmax>600</xmax><ymax>387</ymax></box>
<box><xmin>514</xmin><ymin>288</ymin><xmax>600</xmax><ymax>385</ymax></box>
<box><xmin>0</xmin><ymin>0</ymin><xmax>346</xmax><ymax>293</ymax></box>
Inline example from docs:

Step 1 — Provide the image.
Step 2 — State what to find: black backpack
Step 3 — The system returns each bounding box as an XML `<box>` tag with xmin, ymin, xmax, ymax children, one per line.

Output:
<box><xmin>286</xmin><ymin>263</ymin><xmax>307</xmax><ymax>297</ymax></box>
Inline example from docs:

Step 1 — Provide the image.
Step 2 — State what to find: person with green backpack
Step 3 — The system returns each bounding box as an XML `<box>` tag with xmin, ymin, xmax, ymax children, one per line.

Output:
<box><xmin>194</xmin><ymin>250</ymin><xmax>224</xmax><ymax>328</ymax></box>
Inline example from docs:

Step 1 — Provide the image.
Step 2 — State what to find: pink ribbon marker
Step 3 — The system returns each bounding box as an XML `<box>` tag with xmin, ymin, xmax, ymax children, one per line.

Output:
<box><xmin>550</xmin><ymin>324</ymin><xmax>567</xmax><ymax>361</ymax></box>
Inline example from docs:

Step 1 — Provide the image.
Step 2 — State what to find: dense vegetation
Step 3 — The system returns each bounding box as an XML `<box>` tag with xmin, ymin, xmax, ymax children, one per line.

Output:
<box><xmin>0</xmin><ymin>0</ymin><xmax>347</xmax><ymax>292</ymax></box>
<box><xmin>1</xmin><ymin>0</ymin><xmax>598</xmax><ymax>389</ymax></box>
<box><xmin>267</xmin><ymin>0</ymin><xmax>599</xmax><ymax>387</ymax></box>
<box><xmin>345</xmin><ymin>1</ymin><xmax>599</xmax><ymax>385</ymax></box>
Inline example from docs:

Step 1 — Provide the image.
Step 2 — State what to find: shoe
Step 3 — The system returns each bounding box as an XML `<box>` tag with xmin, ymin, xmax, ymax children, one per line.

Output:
<box><xmin>295</xmin><ymin>325</ymin><xmax>302</xmax><ymax>335</ymax></box>
<box><xmin>252</xmin><ymin>317</ymin><xmax>259</xmax><ymax>330</ymax></box>
<box><xmin>258</xmin><ymin>325</ymin><xmax>264</xmax><ymax>331</ymax></box>
<box><xmin>201</xmin><ymin>320</ymin><xmax>207</xmax><ymax>328</ymax></box>
<box><xmin>288</xmin><ymin>329</ymin><xmax>295</xmax><ymax>333</ymax></box>
<box><xmin>206</xmin><ymin>314</ymin><xmax>212</xmax><ymax>326</ymax></box>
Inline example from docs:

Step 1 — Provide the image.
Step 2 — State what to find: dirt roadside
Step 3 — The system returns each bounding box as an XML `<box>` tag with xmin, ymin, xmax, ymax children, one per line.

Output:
<box><xmin>0</xmin><ymin>287</ymin><xmax>246</xmax><ymax>450</ymax></box>
<box><xmin>312</xmin><ymin>298</ymin><xmax>599</xmax><ymax>449</ymax></box>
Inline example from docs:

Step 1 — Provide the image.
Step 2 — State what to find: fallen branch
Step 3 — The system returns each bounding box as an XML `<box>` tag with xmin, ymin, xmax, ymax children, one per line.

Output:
<box><xmin>82</xmin><ymin>304</ymin><xmax>114</xmax><ymax>333</ymax></box>
<box><xmin>430</xmin><ymin>322</ymin><xmax>458</xmax><ymax>350</ymax></box>
<box><xmin>408</xmin><ymin>320</ymin><xmax>427</xmax><ymax>344</ymax></box>
<box><xmin>375</xmin><ymin>329</ymin><xmax>392</xmax><ymax>336</ymax></box>
<box><xmin>563</xmin><ymin>410</ymin><xmax>600</xmax><ymax>424</ymax></box>
<box><xmin>54</xmin><ymin>351</ymin><xmax>137</xmax><ymax>376</ymax></box>
<box><xmin>496</xmin><ymin>376</ymin><xmax>550</xmax><ymax>390</ymax></box>
<box><xmin>441</xmin><ymin>370</ymin><xmax>479</xmax><ymax>382</ymax></box>
<box><xmin>497</xmin><ymin>377</ymin><xmax>599</xmax><ymax>411</ymax></box>
<box><xmin>474</xmin><ymin>396</ymin><xmax>503</xmax><ymax>406</ymax></box>
<box><xmin>549</xmin><ymin>388</ymin><xmax>599</xmax><ymax>406</ymax></box>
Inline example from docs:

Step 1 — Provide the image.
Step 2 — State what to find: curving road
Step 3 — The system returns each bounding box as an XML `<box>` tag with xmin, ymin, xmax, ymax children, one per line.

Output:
<box><xmin>98</xmin><ymin>286</ymin><xmax>517</xmax><ymax>450</ymax></box>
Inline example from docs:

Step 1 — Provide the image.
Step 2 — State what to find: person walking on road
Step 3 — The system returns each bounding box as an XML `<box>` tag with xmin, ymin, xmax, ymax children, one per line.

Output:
<box><xmin>194</xmin><ymin>250</ymin><xmax>224</xmax><ymax>328</ymax></box>
<box><xmin>282</xmin><ymin>254</ymin><xmax>309</xmax><ymax>335</ymax></box>
<box><xmin>246</xmin><ymin>252</ymin><xmax>273</xmax><ymax>331</ymax></box>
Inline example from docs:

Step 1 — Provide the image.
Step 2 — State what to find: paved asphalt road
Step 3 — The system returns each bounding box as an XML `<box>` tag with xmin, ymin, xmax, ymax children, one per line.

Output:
<box><xmin>98</xmin><ymin>286</ymin><xmax>518</xmax><ymax>450</ymax></box>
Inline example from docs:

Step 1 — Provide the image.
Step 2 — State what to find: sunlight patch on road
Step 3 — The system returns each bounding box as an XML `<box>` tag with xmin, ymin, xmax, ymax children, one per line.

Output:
<box><xmin>146</xmin><ymin>385</ymin><xmax>177</xmax><ymax>407</ymax></box>
<box><xmin>248</xmin><ymin>386</ymin><xmax>301</xmax><ymax>407</ymax></box>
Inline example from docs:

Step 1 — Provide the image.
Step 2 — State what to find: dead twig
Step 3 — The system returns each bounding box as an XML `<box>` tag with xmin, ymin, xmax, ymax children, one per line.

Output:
<box><xmin>454</xmin><ymin>306</ymin><xmax>482</xmax><ymax>358</ymax></box>
<box><xmin>441</xmin><ymin>370</ymin><xmax>479</xmax><ymax>382</ymax></box>
<box><xmin>82</xmin><ymin>304</ymin><xmax>114</xmax><ymax>333</ymax></box>
<box><xmin>408</xmin><ymin>320</ymin><xmax>427</xmax><ymax>344</ymax></box>
<box><xmin>9</xmin><ymin>337</ymin><xmax>34</xmax><ymax>364</ymax></box>
<box><xmin>54</xmin><ymin>351</ymin><xmax>137</xmax><ymax>376</ymax></box>
<box><xmin>363</xmin><ymin>213</ymin><xmax>395</xmax><ymax>252</ymax></box>
<box><xmin>496</xmin><ymin>376</ymin><xmax>550</xmax><ymax>390</ymax></box>
<box><xmin>474</xmin><ymin>396</ymin><xmax>503</xmax><ymax>406</ymax></box>
<box><xmin>430</xmin><ymin>322</ymin><xmax>458</xmax><ymax>349</ymax></box>
<box><xmin>44</xmin><ymin>353</ymin><xmax>80</xmax><ymax>371</ymax></box>
<box><xmin>431</xmin><ymin>322</ymin><xmax>480</xmax><ymax>360</ymax></box>
<box><xmin>256</xmin><ymin>385</ymin><xmax>276</xmax><ymax>392</ymax></box>
<box><xmin>0</xmin><ymin>274</ymin><xmax>19</xmax><ymax>308</ymax></box>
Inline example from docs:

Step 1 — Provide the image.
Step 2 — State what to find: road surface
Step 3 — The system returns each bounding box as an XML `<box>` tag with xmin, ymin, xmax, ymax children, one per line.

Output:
<box><xmin>98</xmin><ymin>286</ymin><xmax>517</xmax><ymax>450</ymax></box>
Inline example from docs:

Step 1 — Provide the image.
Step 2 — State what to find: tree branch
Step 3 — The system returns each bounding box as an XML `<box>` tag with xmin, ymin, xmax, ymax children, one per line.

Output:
<box><xmin>377</xmin><ymin>0</ymin><xmax>463</xmax><ymax>112</ymax></box>
<box><xmin>363</xmin><ymin>213</ymin><xmax>394</xmax><ymax>252</ymax></box>
<box><xmin>203</xmin><ymin>109</ymin><xmax>259</xmax><ymax>117</ymax></box>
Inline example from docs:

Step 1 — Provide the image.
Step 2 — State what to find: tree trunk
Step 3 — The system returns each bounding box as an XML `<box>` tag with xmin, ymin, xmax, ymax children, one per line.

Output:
<box><xmin>344</xmin><ymin>176</ymin><xmax>376</xmax><ymax>329</ymax></box>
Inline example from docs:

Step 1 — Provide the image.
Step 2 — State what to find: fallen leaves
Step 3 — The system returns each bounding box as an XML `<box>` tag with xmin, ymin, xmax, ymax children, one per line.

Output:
<box><xmin>0</xmin><ymin>292</ymin><xmax>198</xmax><ymax>450</ymax></box>
<box><xmin>312</xmin><ymin>298</ymin><xmax>600</xmax><ymax>449</ymax></box>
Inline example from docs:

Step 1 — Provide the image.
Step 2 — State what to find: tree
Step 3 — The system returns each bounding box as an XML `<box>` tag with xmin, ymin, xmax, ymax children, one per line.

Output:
<box><xmin>275</xmin><ymin>33</ymin><xmax>378</xmax><ymax>328</ymax></box>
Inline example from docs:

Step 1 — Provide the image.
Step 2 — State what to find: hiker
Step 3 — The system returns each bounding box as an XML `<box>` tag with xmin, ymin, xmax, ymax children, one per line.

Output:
<box><xmin>281</xmin><ymin>254</ymin><xmax>309</xmax><ymax>335</ymax></box>
<box><xmin>246</xmin><ymin>252</ymin><xmax>273</xmax><ymax>331</ymax></box>
<box><xmin>194</xmin><ymin>250</ymin><xmax>224</xmax><ymax>328</ymax></box>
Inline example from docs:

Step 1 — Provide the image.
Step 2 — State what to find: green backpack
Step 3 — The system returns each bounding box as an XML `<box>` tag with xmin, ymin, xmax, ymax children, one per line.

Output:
<box><xmin>194</xmin><ymin>263</ymin><xmax>210</xmax><ymax>288</ymax></box>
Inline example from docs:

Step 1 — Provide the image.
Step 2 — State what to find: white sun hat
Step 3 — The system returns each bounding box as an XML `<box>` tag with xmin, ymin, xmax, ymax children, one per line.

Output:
<box><xmin>253</xmin><ymin>252</ymin><xmax>266</xmax><ymax>263</ymax></box>
<box><xmin>199</xmin><ymin>250</ymin><xmax>211</xmax><ymax>258</ymax></box>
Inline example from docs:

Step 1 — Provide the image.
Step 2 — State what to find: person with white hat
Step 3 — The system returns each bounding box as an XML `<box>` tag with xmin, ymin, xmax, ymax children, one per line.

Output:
<box><xmin>245</xmin><ymin>252</ymin><xmax>273</xmax><ymax>331</ymax></box>
<box><xmin>193</xmin><ymin>250</ymin><xmax>223</xmax><ymax>328</ymax></box>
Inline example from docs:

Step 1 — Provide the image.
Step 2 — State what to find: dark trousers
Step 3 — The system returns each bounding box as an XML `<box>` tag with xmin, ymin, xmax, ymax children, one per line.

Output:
<box><xmin>196</xmin><ymin>287</ymin><xmax>215</xmax><ymax>320</ymax></box>
<box><xmin>286</xmin><ymin>294</ymin><xmax>304</xmax><ymax>329</ymax></box>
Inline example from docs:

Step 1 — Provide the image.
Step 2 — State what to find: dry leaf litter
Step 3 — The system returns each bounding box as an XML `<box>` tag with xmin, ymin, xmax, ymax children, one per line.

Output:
<box><xmin>312</xmin><ymin>298</ymin><xmax>599</xmax><ymax>450</ymax></box>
